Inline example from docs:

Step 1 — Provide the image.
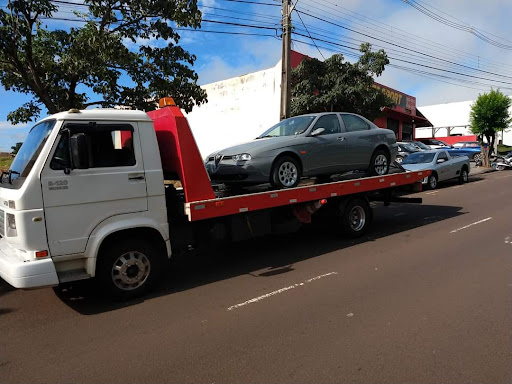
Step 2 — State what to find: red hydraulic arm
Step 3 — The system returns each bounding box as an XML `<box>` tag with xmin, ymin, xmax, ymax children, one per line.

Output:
<box><xmin>147</xmin><ymin>98</ymin><xmax>215</xmax><ymax>202</ymax></box>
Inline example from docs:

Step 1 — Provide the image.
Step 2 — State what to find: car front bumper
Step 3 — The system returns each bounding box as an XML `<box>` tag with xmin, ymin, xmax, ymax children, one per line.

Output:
<box><xmin>206</xmin><ymin>157</ymin><xmax>272</xmax><ymax>184</ymax></box>
<box><xmin>0</xmin><ymin>237</ymin><xmax>58</xmax><ymax>289</ymax></box>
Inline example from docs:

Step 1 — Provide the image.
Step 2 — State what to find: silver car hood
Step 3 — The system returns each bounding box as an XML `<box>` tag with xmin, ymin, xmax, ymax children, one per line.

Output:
<box><xmin>211</xmin><ymin>136</ymin><xmax>303</xmax><ymax>156</ymax></box>
<box><xmin>401</xmin><ymin>163</ymin><xmax>433</xmax><ymax>172</ymax></box>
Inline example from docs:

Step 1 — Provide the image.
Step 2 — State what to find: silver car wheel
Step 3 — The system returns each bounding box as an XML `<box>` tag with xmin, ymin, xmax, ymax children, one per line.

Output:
<box><xmin>395</xmin><ymin>156</ymin><xmax>403</xmax><ymax>164</ymax></box>
<box><xmin>374</xmin><ymin>154</ymin><xmax>388</xmax><ymax>175</ymax></box>
<box><xmin>429</xmin><ymin>175</ymin><xmax>437</xmax><ymax>189</ymax></box>
<box><xmin>111</xmin><ymin>251</ymin><xmax>151</xmax><ymax>291</ymax></box>
<box><xmin>278</xmin><ymin>161</ymin><xmax>298</xmax><ymax>187</ymax></box>
<box><xmin>349</xmin><ymin>206</ymin><xmax>366</xmax><ymax>232</ymax></box>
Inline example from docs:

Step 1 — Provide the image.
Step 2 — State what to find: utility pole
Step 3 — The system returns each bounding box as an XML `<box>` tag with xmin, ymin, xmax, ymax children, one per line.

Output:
<box><xmin>280</xmin><ymin>0</ymin><xmax>292</xmax><ymax>120</ymax></box>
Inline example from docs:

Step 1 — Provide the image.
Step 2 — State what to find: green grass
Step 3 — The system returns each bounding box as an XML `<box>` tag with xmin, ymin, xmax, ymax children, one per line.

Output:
<box><xmin>498</xmin><ymin>144</ymin><xmax>512</xmax><ymax>155</ymax></box>
<box><xmin>0</xmin><ymin>157</ymin><xmax>13</xmax><ymax>172</ymax></box>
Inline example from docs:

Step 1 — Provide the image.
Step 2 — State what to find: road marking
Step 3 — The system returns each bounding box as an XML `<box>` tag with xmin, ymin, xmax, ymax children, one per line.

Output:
<box><xmin>505</xmin><ymin>235</ymin><xmax>512</xmax><ymax>244</ymax></box>
<box><xmin>227</xmin><ymin>272</ymin><xmax>338</xmax><ymax>311</ymax></box>
<box><xmin>450</xmin><ymin>217</ymin><xmax>492</xmax><ymax>233</ymax></box>
<box><xmin>425</xmin><ymin>191</ymin><xmax>438</xmax><ymax>195</ymax></box>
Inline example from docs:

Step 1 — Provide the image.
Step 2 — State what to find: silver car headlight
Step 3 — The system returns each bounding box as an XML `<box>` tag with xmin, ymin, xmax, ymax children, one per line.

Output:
<box><xmin>234</xmin><ymin>153</ymin><xmax>252</xmax><ymax>162</ymax></box>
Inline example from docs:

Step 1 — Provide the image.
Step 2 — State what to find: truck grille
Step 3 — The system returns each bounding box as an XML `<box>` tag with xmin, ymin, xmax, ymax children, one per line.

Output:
<box><xmin>0</xmin><ymin>208</ymin><xmax>4</xmax><ymax>237</ymax></box>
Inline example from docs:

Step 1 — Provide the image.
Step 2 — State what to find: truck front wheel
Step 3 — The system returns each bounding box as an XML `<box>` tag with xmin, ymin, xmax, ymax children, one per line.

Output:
<box><xmin>96</xmin><ymin>239</ymin><xmax>163</xmax><ymax>300</ymax></box>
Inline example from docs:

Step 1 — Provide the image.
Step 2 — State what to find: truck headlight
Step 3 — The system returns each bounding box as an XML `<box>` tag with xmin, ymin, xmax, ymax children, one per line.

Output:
<box><xmin>234</xmin><ymin>153</ymin><xmax>252</xmax><ymax>162</ymax></box>
<box><xmin>6</xmin><ymin>213</ymin><xmax>17</xmax><ymax>237</ymax></box>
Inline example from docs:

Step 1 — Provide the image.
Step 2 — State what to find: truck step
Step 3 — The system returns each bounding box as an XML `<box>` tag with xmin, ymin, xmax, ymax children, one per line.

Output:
<box><xmin>58</xmin><ymin>269</ymin><xmax>91</xmax><ymax>283</ymax></box>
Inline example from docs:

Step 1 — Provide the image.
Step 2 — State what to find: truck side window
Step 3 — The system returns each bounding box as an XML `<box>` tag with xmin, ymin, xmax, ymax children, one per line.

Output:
<box><xmin>341</xmin><ymin>115</ymin><xmax>369</xmax><ymax>132</ymax></box>
<box><xmin>89</xmin><ymin>130</ymin><xmax>135</xmax><ymax>168</ymax></box>
<box><xmin>438</xmin><ymin>152</ymin><xmax>448</xmax><ymax>161</ymax></box>
<box><xmin>312</xmin><ymin>114</ymin><xmax>341</xmax><ymax>135</ymax></box>
<box><xmin>50</xmin><ymin>127</ymin><xmax>136</xmax><ymax>170</ymax></box>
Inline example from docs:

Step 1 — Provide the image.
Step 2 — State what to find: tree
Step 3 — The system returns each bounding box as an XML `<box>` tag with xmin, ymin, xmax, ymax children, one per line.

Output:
<box><xmin>470</xmin><ymin>89</ymin><xmax>511</xmax><ymax>167</ymax></box>
<box><xmin>290</xmin><ymin>43</ymin><xmax>393</xmax><ymax>120</ymax></box>
<box><xmin>0</xmin><ymin>0</ymin><xmax>207</xmax><ymax>125</ymax></box>
<box><xmin>11</xmin><ymin>142</ymin><xmax>22</xmax><ymax>155</ymax></box>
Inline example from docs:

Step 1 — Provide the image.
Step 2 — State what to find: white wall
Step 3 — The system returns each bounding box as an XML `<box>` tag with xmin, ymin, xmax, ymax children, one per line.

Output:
<box><xmin>417</xmin><ymin>101</ymin><xmax>512</xmax><ymax>144</ymax></box>
<box><xmin>185</xmin><ymin>61</ymin><xmax>282</xmax><ymax>158</ymax></box>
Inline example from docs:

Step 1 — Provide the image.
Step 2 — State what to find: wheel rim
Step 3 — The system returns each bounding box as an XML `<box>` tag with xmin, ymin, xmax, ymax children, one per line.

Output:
<box><xmin>463</xmin><ymin>171</ymin><xmax>468</xmax><ymax>182</ymax></box>
<box><xmin>474</xmin><ymin>154</ymin><xmax>482</xmax><ymax>161</ymax></box>
<box><xmin>111</xmin><ymin>251</ymin><xmax>151</xmax><ymax>291</ymax></box>
<box><xmin>278</xmin><ymin>161</ymin><xmax>298</xmax><ymax>187</ymax></box>
<box><xmin>430</xmin><ymin>176</ymin><xmax>437</xmax><ymax>189</ymax></box>
<box><xmin>374</xmin><ymin>154</ymin><xmax>388</xmax><ymax>175</ymax></box>
<box><xmin>395</xmin><ymin>156</ymin><xmax>403</xmax><ymax>164</ymax></box>
<box><xmin>497</xmin><ymin>165</ymin><xmax>505</xmax><ymax>171</ymax></box>
<box><xmin>349</xmin><ymin>206</ymin><xmax>366</xmax><ymax>232</ymax></box>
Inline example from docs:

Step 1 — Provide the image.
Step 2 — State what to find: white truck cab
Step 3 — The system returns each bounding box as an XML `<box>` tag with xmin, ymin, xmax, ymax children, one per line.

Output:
<box><xmin>0</xmin><ymin>109</ymin><xmax>170</xmax><ymax>293</ymax></box>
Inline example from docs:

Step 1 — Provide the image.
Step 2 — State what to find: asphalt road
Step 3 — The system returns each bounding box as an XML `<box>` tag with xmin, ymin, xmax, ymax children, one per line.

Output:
<box><xmin>1</xmin><ymin>170</ymin><xmax>512</xmax><ymax>383</ymax></box>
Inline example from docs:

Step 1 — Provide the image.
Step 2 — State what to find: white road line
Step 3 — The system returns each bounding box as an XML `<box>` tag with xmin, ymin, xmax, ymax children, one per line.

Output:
<box><xmin>450</xmin><ymin>217</ymin><xmax>493</xmax><ymax>233</ymax></box>
<box><xmin>227</xmin><ymin>272</ymin><xmax>338</xmax><ymax>311</ymax></box>
<box><xmin>505</xmin><ymin>235</ymin><xmax>512</xmax><ymax>244</ymax></box>
<box><xmin>425</xmin><ymin>191</ymin><xmax>438</xmax><ymax>195</ymax></box>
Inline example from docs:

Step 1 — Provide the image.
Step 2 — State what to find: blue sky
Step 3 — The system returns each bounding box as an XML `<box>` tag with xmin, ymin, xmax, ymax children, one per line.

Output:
<box><xmin>2</xmin><ymin>0</ymin><xmax>512</xmax><ymax>151</ymax></box>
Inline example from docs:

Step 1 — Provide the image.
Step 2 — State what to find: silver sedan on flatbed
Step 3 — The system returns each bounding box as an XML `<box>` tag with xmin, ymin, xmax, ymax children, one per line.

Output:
<box><xmin>205</xmin><ymin>112</ymin><xmax>398</xmax><ymax>188</ymax></box>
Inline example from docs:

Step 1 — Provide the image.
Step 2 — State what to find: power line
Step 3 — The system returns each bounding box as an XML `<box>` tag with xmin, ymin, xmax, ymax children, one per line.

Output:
<box><xmin>299</xmin><ymin>0</ymin><xmax>512</xmax><ymax>74</ymax></box>
<box><xmin>403</xmin><ymin>0</ymin><xmax>512</xmax><ymax>50</ymax></box>
<box><xmin>295</xmin><ymin>9</ymin><xmax>512</xmax><ymax>81</ymax></box>
<box><xmin>294</xmin><ymin>9</ymin><xmax>324</xmax><ymax>59</ymax></box>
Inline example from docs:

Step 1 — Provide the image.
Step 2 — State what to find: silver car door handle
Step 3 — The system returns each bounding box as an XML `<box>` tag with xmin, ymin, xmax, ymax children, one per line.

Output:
<box><xmin>337</xmin><ymin>137</ymin><xmax>346</xmax><ymax>141</ymax></box>
<box><xmin>128</xmin><ymin>173</ymin><xmax>145</xmax><ymax>181</ymax></box>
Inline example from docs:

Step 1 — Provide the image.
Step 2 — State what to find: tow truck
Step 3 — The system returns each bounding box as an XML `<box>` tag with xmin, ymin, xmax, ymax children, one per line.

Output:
<box><xmin>0</xmin><ymin>98</ymin><xmax>429</xmax><ymax>299</ymax></box>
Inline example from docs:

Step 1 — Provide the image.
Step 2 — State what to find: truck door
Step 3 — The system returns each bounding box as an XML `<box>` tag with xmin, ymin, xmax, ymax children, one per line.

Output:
<box><xmin>435</xmin><ymin>151</ymin><xmax>450</xmax><ymax>181</ymax></box>
<box><xmin>40</xmin><ymin>122</ymin><xmax>148</xmax><ymax>256</ymax></box>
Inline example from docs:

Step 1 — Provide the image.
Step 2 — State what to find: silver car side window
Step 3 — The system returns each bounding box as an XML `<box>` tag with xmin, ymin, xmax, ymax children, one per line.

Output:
<box><xmin>312</xmin><ymin>114</ymin><xmax>341</xmax><ymax>135</ymax></box>
<box><xmin>341</xmin><ymin>115</ymin><xmax>370</xmax><ymax>132</ymax></box>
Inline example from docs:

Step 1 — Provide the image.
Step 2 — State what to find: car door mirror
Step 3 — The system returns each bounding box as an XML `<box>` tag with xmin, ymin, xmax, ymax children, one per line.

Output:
<box><xmin>311</xmin><ymin>128</ymin><xmax>325</xmax><ymax>137</ymax></box>
<box><xmin>437</xmin><ymin>158</ymin><xmax>446</xmax><ymax>164</ymax></box>
<box><xmin>70</xmin><ymin>133</ymin><xmax>89</xmax><ymax>169</ymax></box>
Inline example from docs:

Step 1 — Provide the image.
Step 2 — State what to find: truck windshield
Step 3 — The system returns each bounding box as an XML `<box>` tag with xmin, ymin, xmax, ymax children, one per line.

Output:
<box><xmin>1</xmin><ymin>119</ymin><xmax>56</xmax><ymax>189</ymax></box>
<box><xmin>401</xmin><ymin>152</ymin><xmax>435</xmax><ymax>164</ymax></box>
<box><xmin>257</xmin><ymin>116</ymin><xmax>316</xmax><ymax>138</ymax></box>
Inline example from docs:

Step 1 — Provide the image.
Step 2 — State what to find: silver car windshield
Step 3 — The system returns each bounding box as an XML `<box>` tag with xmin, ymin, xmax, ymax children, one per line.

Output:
<box><xmin>1</xmin><ymin>119</ymin><xmax>56</xmax><ymax>189</ymax></box>
<box><xmin>402</xmin><ymin>152</ymin><xmax>435</xmax><ymax>164</ymax></box>
<box><xmin>258</xmin><ymin>116</ymin><xmax>316</xmax><ymax>138</ymax></box>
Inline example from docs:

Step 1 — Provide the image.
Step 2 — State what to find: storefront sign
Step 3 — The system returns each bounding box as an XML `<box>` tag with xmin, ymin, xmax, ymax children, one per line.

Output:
<box><xmin>373</xmin><ymin>83</ymin><xmax>416</xmax><ymax>115</ymax></box>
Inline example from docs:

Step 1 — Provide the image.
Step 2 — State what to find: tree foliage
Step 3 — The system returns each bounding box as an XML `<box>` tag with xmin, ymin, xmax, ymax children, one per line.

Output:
<box><xmin>470</xmin><ymin>89</ymin><xmax>511</xmax><ymax>165</ymax></box>
<box><xmin>0</xmin><ymin>0</ymin><xmax>207</xmax><ymax>124</ymax></box>
<box><xmin>290</xmin><ymin>43</ymin><xmax>393</xmax><ymax>120</ymax></box>
<box><xmin>10</xmin><ymin>142</ymin><xmax>22</xmax><ymax>155</ymax></box>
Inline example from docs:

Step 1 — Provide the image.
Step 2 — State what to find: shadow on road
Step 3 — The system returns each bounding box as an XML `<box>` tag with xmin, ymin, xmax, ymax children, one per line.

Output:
<box><xmin>51</xmin><ymin>202</ymin><xmax>465</xmax><ymax>315</ymax></box>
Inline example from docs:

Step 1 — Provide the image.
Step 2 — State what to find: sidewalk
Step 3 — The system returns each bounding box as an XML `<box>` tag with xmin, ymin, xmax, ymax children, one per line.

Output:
<box><xmin>470</xmin><ymin>165</ymin><xmax>495</xmax><ymax>176</ymax></box>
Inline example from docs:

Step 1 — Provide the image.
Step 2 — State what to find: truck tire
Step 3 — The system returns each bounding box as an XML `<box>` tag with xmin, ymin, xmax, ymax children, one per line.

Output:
<box><xmin>270</xmin><ymin>156</ymin><xmax>301</xmax><ymax>188</ymax></box>
<box><xmin>458</xmin><ymin>167</ymin><xmax>469</xmax><ymax>183</ymax></box>
<box><xmin>96</xmin><ymin>238</ymin><xmax>163</xmax><ymax>300</ymax></box>
<box><xmin>368</xmin><ymin>149</ymin><xmax>390</xmax><ymax>176</ymax></box>
<box><xmin>339</xmin><ymin>197</ymin><xmax>372</xmax><ymax>238</ymax></box>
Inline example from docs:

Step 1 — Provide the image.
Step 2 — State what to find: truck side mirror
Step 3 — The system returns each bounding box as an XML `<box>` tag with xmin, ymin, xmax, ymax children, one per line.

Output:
<box><xmin>70</xmin><ymin>133</ymin><xmax>89</xmax><ymax>169</ymax></box>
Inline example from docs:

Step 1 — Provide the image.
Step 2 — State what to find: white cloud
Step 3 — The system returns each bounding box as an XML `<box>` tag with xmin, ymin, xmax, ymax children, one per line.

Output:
<box><xmin>0</xmin><ymin>121</ymin><xmax>28</xmax><ymax>130</ymax></box>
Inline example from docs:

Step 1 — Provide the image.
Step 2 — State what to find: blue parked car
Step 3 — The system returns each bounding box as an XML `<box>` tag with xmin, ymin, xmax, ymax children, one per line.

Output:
<box><xmin>446</xmin><ymin>141</ymin><xmax>482</xmax><ymax>162</ymax></box>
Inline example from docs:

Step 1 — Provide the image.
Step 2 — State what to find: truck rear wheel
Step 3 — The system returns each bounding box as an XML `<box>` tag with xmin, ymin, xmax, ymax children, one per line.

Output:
<box><xmin>339</xmin><ymin>197</ymin><xmax>372</xmax><ymax>238</ymax></box>
<box><xmin>96</xmin><ymin>238</ymin><xmax>163</xmax><ymax>300</ymax></box>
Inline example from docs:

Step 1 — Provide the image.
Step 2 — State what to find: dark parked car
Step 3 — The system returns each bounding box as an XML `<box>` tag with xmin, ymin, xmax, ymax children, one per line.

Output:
<box><xmin>396</xmin><ymin>141</ymin><xmax>421</xmax><ymax>164</ymax></box>
<box><xmin>417</xmin><ymin>138</ymin><xmax>451</xmax><ymax>149</ymax></box>
<box><xmin>405</xmin><ymin>140</ymin><xmax>431</xmax><ymax>151</ymax></box>
<box><xmin>205</xmin><ymin>112</ymin><xmax>398</xmax><ymax>188</ymax></box>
